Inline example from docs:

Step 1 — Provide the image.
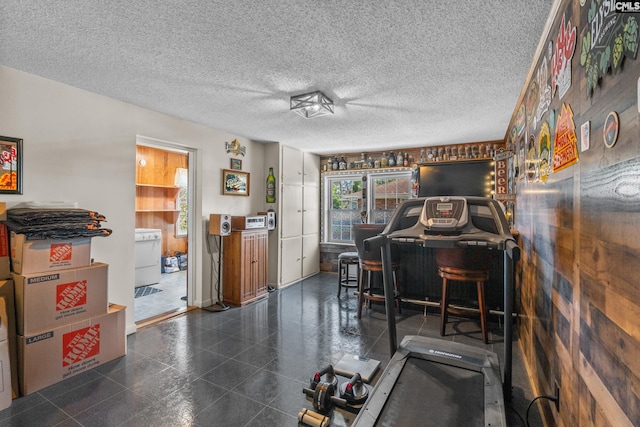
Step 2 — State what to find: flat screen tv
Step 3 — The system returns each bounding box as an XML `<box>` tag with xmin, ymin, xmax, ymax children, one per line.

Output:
<box><xmin>418</xmin><ymin>160</ymin><xmax>494</xmax><ymax>197</ymax></box>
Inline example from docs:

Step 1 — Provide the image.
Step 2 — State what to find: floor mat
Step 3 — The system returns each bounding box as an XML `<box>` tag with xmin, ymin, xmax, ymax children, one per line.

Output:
<box><xmin>135</xmin><ymin>286</ymin><xmax>163</xmax><ymax>298</ymax></box>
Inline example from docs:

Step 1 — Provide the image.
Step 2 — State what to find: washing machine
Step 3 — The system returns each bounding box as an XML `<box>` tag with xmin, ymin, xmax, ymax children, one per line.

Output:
<box><xmin>134</xmin><ymin>228</ymin><xmax>162</xmax><ymax>287</ymax></box>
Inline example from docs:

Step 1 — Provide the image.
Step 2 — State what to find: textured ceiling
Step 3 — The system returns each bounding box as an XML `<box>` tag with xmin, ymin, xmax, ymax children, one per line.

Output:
<box><xmin>1</xmin><ymin>1</ymin><xmax>554</xmax><ymax>154</ymax></box>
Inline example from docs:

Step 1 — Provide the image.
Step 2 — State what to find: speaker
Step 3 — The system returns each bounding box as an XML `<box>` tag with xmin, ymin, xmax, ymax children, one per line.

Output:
<box><xmin>258</xmin><ymin>211</ymin><xmax>276</xmax><ymax>230</ymax></box>
<box><xmin>266</xmin><ymin>211</ymin><xmax>276</xmax><ymax>230</ymax></box>
<box><xmin>209</xmin><ymin>214</ymin><xmax>231</xmax><ymax>236</ymax></box>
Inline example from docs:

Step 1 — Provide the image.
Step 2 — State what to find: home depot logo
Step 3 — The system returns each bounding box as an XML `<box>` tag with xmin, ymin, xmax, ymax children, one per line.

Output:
<box><xmin>62</xmin><ymin>324</ymin><xmax>100</xmax><ymax>367</ymax></box>
<box><xmin>56</xmin><ymin>281</ymin><xmax>87</xmax><ymax>311</ymax></box>
<box><xmin>50</xmin><ymin>242</ymin><xmax>73</xmax><ymax>263</ymax></box>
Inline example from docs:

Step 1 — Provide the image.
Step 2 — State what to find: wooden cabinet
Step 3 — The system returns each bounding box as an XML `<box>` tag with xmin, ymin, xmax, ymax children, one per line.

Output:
<box><xmin>223</xmin><ymin>230</ymin><xmax>268</xmax><ymax>306</ymax></box>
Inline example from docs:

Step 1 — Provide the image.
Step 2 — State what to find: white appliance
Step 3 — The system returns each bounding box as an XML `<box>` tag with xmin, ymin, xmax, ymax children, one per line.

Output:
<box><xmin>134</xmin><ymin>228</ymin><xmax>162</xmax><ymax>288</ymax></box>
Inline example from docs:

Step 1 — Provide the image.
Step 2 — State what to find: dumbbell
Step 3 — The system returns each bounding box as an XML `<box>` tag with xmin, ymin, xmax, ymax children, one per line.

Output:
<box><xmin>310</xmin><ymin>365</ymin><xmax>338</xmax><ymax>391</ymax></box>
<box><xmin>303</xmin><ymin>372</ymin><xmax>370</xmax><ymax>414</ymax></box>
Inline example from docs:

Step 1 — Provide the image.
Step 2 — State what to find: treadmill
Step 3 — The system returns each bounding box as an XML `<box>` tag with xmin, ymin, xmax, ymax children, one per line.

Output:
<box><xmin>352</xmin><ymin>196</ymin><xmax>520</xmax><ymax>427</ymax></box>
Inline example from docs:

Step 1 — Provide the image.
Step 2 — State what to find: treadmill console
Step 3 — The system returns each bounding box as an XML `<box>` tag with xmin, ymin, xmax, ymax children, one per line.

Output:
<box><xmin>421</xmin><ymin>197</ymin><xmax>469</xmax><ymax>233</ymax></box>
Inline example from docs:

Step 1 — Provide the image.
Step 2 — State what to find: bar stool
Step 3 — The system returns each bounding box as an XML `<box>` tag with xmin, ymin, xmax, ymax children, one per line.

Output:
<box><xmin>436</xmin><ymin>247</ymin><xmax>491</xmax><ymax>344</ymax></box>
<box><xmin>337</xmin><ymin>251</ymin><xmax>360</xmax><ymax>297</ymax></box>
<box><xmin>353</xmin><ymin>223</ymin><xmax>402</xmax><ymax>319</ymax></box>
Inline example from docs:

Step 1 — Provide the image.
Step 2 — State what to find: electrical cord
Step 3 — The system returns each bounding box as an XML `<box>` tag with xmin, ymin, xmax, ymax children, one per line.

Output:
<box><xmin>526</xmin><ymin>394</ymin><xmax>558</xmax><ymax>427</ymax></box>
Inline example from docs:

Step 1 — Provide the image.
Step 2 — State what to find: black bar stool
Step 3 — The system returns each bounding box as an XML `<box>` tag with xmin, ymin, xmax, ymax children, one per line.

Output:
<box><xmin>337</xmin><ymin>251</ymin><xmax>360</xmax><ymax>297</ymax></box>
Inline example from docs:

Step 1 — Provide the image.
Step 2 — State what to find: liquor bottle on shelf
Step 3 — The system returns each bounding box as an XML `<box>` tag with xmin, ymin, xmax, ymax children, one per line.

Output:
<box><xmin>332</xmin><ymin>156</ymin><xmax>339</xmax><ymax>170</ymax></box>
<box><xmin>266</xmin><ymin>167</ymin><xmax>276</xmax><ymax>203</ymax></box>
<box><xmin>380</xmin><ymin>152</ymin><xmax>388</xmax><ymax>168</ymax></box>
<box><xmin>339</xmin><ymin>156</ymin><xmax>347</xmax><ymax>170</ymax></box>
<box><xmin>368</xmin><ymin>157</ymin><xmax>374</xmax><ymax>168</ymax></box>
<box><xmin>388</xmin><ymin>151</ymin><xmax>396</xmax><ymax>167</ymax></box>
<box><xmin>396</xmin><ymin>151</ymin><xmax>403</xmax><ymax>166</ymax></box>
<box><xmin>403</xmin><ymin>152</ymin><xmax>409</xmax><ymax>166</ymax></box>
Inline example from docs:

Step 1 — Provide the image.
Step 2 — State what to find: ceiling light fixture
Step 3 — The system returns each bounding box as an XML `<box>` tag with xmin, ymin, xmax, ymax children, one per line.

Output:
<box><xmin>290</xmin><ymin>90</ymin><xmax>334</xmax><ymax>119</ymax></box>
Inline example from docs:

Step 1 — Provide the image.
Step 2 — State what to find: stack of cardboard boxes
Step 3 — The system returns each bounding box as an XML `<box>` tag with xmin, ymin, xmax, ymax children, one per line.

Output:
<box><xmin>0</xmin><ymin>203</ymin><xmax>126</xmax><ymax>397</ymax></box>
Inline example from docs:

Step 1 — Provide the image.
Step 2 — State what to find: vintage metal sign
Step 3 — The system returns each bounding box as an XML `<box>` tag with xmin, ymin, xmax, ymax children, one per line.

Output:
<box><xmin>553</xmin><ymin>103</ymin><xmax>579</xmax><ymax>172</ymax></box>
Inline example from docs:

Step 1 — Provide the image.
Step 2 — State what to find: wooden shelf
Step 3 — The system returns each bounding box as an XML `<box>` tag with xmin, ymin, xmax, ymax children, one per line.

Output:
<box><xmin>136</xmin><ymin>183</ymin><xmax>181</xmax><ymax>189</ymax></box>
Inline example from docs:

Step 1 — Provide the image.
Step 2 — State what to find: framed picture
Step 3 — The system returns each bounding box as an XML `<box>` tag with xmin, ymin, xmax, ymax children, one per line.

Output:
<box><xmin>230</xmin><ymin>158</ymin><xmax>242</xmax><ymax>170</ymax></box>
<box><xmin>222</xmin><ymin>169</ymin><xmax>250</xmax><ymax>196</ymax></box>
<box><xmin>0</xmin><ymin>136</ymin><xmax>23</xmax><ymax>195</ymax></box>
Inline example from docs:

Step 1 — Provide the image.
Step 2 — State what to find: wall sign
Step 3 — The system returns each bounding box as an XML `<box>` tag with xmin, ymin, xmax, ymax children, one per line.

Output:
<box><xmin>579</xmin><ymin>2</ymin><xmax>639</xmax><ymax>97</ymax></box>
<box><xmin>494</xmin><ymin>149</ymin><xmax>515</xmax><ymax>201</ymax></box>
<box><xmin>0</xmin><ymin>135</ymin><xmax>23</xmax><ymax>195</ymax></box>
<box><xmin>552</xmin><ymin>14</ymin><xmax>577</xmax><ymax>100</ymax></box>
<box><xmin>535</xmin><ymin>53</ymin><xmax>552</xmax><ymax>129</ymax></box>
<box><xmin>526</xmin><ymin>133</ymin><xmax>539</xmax><ymax>183</ymax></box>
<box><xmin>225</xmin><ymin>139</ymin><xmax>246</xmax><ymax>156</ymax></box>
<box><xmin>538</xmin><ymin>122</ymin><xmax>552</xmax><ymax>182</ymax></box>
<box><xmin>603</xmin><ymin>111</ymin><xmax>620</xmax><ymax>148</ymax></box>
<box><xmin>553</xmin><ymin>103</ymin><xmax>579</xmax><ymax>173</ymax></box>
<box><xmin>581</xmin><ymin>121</ymin><xmax>591</xmax><ymax>152</ymax></box>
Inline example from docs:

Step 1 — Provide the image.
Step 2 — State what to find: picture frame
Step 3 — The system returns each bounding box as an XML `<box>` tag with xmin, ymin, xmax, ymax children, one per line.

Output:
<box><xmin>0</xmin><ymin>135</ymin><xmax>23</xmax><ymax>195</ymax></box>
<box><xmin>230</xmin><ymin>158</ymin><xmax>242</xmax><ymax>170</ymax></box>
<box><xmin>222</xmin><ymin>169</ymin><xmax>250</xmax><ymax>196</ymax></box>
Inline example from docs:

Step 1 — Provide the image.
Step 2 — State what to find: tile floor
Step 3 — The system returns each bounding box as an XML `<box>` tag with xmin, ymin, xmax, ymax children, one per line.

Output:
<box><xmin>134</xmin><ymin>270</ymin><xmax>187</xmax><ymax>323</ymax></box>
<box><xmin>0</xmin><ymin>273</ymin><xmax>542</xmax><ymax>426</ymax></box>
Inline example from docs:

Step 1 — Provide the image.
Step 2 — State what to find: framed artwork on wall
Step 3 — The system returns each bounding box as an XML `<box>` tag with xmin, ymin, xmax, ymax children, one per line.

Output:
<box><xmin>0</xmin><ymin>135</ymin><xmax>23</xmax><ymax>195</ymax></box>
<box><xmin>222</xmin><ymin>169</ymin><xmax>250</xmax><ymax>196</ymax></box>
<box><xmin>230</xmin><ymin>158</ymin><xmax>242</xmax><ymax>170</ymax></box>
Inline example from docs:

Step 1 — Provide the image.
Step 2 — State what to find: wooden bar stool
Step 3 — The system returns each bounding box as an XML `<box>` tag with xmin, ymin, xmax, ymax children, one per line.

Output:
<box><xmin>353</xmin><ymin>223</ymin><xmax>402</xmax><ymax>319</ymax></box>
<box><xmin>337</xmin><ymin>251</ymin><xmax>360</xmax><ymax>297</ymax></box>
<box><xmin>436</xmin><ymin>247</ymin><xmax>491</xmax><ymax>344</ymax></box>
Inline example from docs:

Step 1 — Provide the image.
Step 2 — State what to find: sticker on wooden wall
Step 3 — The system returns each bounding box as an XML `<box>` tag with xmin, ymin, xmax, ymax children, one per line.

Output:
<box><xmin>535</xmin><ymin>53</ymin><xmax>552</xmax><ymax>128</ymax></box>
<box><xmin>603</xmin><ymin>111</ymin><xmax>619</xmax><ymax>148</ymax></box>
<box><xmin>580</xmin><ymin>2</ymin><xmax>639</xmax><ymax>97</ymax></box>
<box><xmin>526</xmin><ymin>133</ymin><xmax>539</xmax><ymax>183</ymax></box>
<box><xmin>553</xmin><ymin>103</ymin><xmax>579</xmax><ymax>173</ymax></box>
<box><xmin>580</xmin><ymin>121</ymin><xmax>590</xmax><ymax>152</ymax></box>
<box><xmin>538</xmin><ymin>122</ymin><xmax>552</xmax><ymax>182</ymax></box>
<box><xmin>515</xmin><ymin>104</ymin><xmax>526</xmax><ymax>136</ymax></box>
<box><xmin>552</xmin><ymin>14</ymin><xmax>577</xmax><ymax>100</ymax></box>
<box><xmin>525</xmin><ymin>80</ymin><xmax>539</xmax><ymax>128</ymax></box>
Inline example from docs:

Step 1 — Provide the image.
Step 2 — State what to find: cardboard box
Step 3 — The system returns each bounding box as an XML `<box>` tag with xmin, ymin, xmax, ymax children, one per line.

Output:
<box><xmin>13</xmin><ymin>263</ymin><xmax>109</xmax><ymax>336</ymax></box>
<box><xmin>18</xmin><ymin>304</ymin><xmax>126</xmax><ymax>396</ymax></box>
<box><xmin>0</xmin><ymin>280</ymin><xmax>20</xmax><ymax>399</ymax></box>
<box><xmin>0</xmin><ymin>224</ymin><xmax>10</xmax><ymax>280</ymax></box>
<box><xmin>10</xmin><ymin>232</ymin><xmax>91</xmax><ymax>275</ymax></box>
<box><xmin>0</xmin><ymin>298</ymin><xmax>12</xmax><ymax>410</ymax></box>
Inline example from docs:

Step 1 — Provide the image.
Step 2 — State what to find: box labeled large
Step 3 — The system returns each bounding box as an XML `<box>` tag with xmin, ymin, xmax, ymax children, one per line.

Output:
<box><xmin>0</xmin><ymin>280</ymin><xmax>19</xmax><ymax>399</ymax></box>
<box><xmin>10</xmin><ymin>232</ymin><xmax>91</xmax><ymax>275</ymax></box>
<box><xmin>18</xmin><ymin>304</ymin><xmax>126</xmax><ymax>396</ymax></box>
<box><xmin>13</xmin><ymin>263</ymin><xmax>109</xmax><ymax>336</ymax></box>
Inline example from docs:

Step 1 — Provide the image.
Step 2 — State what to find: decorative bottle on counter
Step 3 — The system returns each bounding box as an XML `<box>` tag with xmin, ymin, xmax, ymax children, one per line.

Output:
<box><xmin>380</xmin><ymin>152</ymin><xmax>388</xmax><ymax>168</ymax></box>
<box><xmin>266</xmin><ymin>167</ymin><xmax>276</xmax><ymax>203</ymax></box>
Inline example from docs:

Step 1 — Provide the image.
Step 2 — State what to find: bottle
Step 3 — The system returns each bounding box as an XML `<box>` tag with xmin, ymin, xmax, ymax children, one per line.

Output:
<box><xmin>380</xmin><ymin>152</ymin><xmax>388</xmax><ymax>168</ymax></box>
<box><xmin>339</xmin><ymin>156</ymin><xmax>347</xmax><ymax>170</ymax></box>
<box><xmin>266</xmin><ymin>167</ymin><xmax>276</xmax><ymax>203</ymax></box>
<box><xmin>403</xmin><ymin>152</ymin><xmax>409</xmax><ymax>166</ymax></box>
<box><xmin>368</xmin><ymin>157</ymin><xmax>374</xmax><ymax>168</ymax></box>
<box><xmin>388</xmin><ymin>151</ymin><xmax>396</xmax><ymax>167</ymax></box>
<box><xmin>332</xmin><ymin>156</ymin><xmax>339</xmax><ymax>170</ymax></box>
<box><xmin>396</xmin><ymin>151</ymin><xmax>403</xmax><ymax>166</ymax></box>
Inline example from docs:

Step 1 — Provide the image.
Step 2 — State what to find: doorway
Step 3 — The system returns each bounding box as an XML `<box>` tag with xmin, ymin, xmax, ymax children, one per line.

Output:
<box><xmin>134</xmin><ymin>137</ymin><xmax>195</xmax><ymax>325</ymax></box>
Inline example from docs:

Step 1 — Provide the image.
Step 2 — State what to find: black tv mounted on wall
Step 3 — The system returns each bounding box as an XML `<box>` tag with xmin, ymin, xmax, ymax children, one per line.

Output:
<box><xmin>418</xmin><ymin>159</ymin><xmax>494</xmax><ymax>198</ymax></box>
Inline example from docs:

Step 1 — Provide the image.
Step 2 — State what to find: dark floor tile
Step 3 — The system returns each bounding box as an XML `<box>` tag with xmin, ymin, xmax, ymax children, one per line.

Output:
<box><xmin>0</xmin><ymin>401</ymin><xmax>70</xmax><ymax>427</ymax></box>
<box><xmin>130</xmin><ymin>366</ymin><xmax>196</xmax><ymax>402</ymax></box>
<box><xmin>233</xmin><ymin>369</ymin><xmax>302</xmax><ymax>406</ymax></box>
<box><xmin>246</xmin><ymin>406</ymin><xmax>298</xmax><ymax>427</ymax></box>
<box><xmin>155</xmin><ymin>347</ymin><xmax>229</xmax><ymax>377</ymax></box>
<box><xmin>48</xmin><ymin>376</ymin><xmax>127</xmax><ymax>417</ymax></box>
<box><xmin>205</xmin><ymin>335</ymin><xmax>255</xmax><ymax>358</ymax></box>
<box><xmin>234</xmin><ymin>343</ymin><xmax>280</xmax><ymax>368</ymax></box>
<box><xmin>194</xmin><ymin>391</ymin><xmax>265</xmax><ymax>427</ymax></box>
<box><xmin>101</xmin><ymin>355</ymin><xmax>170</xmax><ymax>388</ymax></box>
<box><xmin>71</xmin><ymin>389</ymin><xmax>152</xmax><ymax>427</ymax></box>
<box><xmin>199</xmin><ymin>358</ymin><xmax>260</xmax><ymax>390</ymax></box>
<box><xmin>156</xmin><ymin>378</ymin><xmax>228</xmax><ymax>416</ymax></box>
<box><xmin>0</xmin><ymin>393</ymin><xmax>46</xmax><ymax>421</ymax></box>
<box><xmin>37</xmin><ymin>369</ymin><xmax>104</xmax><ymax>400</ymax></box>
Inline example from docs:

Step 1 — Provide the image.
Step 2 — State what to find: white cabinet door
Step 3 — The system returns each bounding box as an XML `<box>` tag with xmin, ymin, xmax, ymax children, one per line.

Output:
<box><xmin>303</xmin><ymin>152</ymin><xmax>320</xmax><ymax>187</ymax></box>
<box><xmin>281</xmin><ymin>237</ymin><xmax>302</xmax><ymax>285</ymax></box>
<box><xmin>302</xmin><ymin>186</ymin><xmax>320</xmax><ymax>235</ymax></box>
<box><xmin>302</xmin><ymin>233</ymin><xmax>320</xmax><ymax>277</ymax></box>
<box><xmin>282</xmin><ymin>146</ymin><xmax>303</xmax><ymax>185</ymax></box>
<box><xmin>280</xmin><ymin>184</ymin><xmax>303</xmax><ymax>239</ymax></box>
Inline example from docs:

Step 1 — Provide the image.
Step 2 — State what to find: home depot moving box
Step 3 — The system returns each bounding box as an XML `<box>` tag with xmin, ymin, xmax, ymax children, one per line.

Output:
<box><xmin>0</xmin><ymin>203</ymin><xmax>9</xmax><ymax>279</ymax></box>
<box><xmin>13</xmin><ymin>263</ymin><xmax>109</xmax><ymax>336</ymax></box>
<box><xmin>0</xmin><ymin>298</ymin><xmax>12</xmax><ymax>410</ymax></box>
<box><xmin>18</xmin><ymin>304</ymin><xmax>126</xmax><ymax>396</ymax></box>
<box><xmin>0</xmin><ymin>280</ymin><xmax>19</xmax><ymax>399</ymax></box>
<box><xmin>10</xmin><ymin>232</ymin><xmax>91</xmax><ymax>275</ymax></box>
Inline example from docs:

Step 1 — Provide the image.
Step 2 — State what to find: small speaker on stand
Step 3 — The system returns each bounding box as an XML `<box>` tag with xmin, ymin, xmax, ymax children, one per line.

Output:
<box><xmin>209</xmin><ymin>213</ymin><xmax>231</xmax><ymax>236</ymax></box>
<box><xmin>204</xmin><ymin>214</ymin><xmax>232</xmax><ymax>312</ymax></box>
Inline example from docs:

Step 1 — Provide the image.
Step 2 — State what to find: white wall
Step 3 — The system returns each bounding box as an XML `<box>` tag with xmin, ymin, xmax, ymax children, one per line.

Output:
<box><xmin>0</xmin><ymin>66</ymin><xmax>268</xmax><ymax>334</ymax></box>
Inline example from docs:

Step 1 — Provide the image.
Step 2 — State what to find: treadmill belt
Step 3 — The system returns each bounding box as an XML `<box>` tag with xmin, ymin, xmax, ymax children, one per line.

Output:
<box><xmin>375</xmin><ymin>357</ymin><xmax>484</xmax><ymax>427</ymax></box>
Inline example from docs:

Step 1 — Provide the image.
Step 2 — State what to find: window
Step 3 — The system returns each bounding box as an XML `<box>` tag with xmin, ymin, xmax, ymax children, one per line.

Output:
<box><xmin>323</xmin><ymin>170</ymin><xmax>412</xmax><ymax>243</ymax></box>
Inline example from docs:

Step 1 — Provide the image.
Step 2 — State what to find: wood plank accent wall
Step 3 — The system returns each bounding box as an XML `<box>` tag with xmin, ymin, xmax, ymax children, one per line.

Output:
<box><xmin>509</xmin><ymin>1</ymin><xmax>640</xmax><ymax>426</ymax></box>
<box><xmin>135</xmin><ymin>145</ymin><xmax>188</xmax><ymax>255</ymax></box>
